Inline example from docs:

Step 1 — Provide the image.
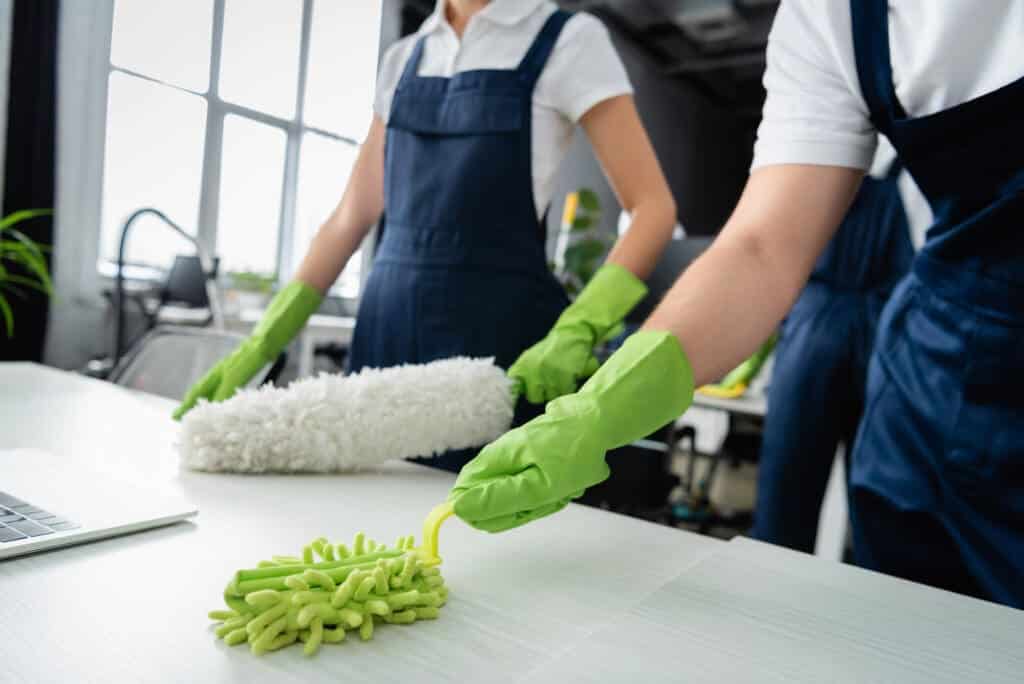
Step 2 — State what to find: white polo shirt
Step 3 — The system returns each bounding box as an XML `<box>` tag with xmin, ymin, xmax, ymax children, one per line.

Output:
<box><xmin>373</xmin><ymin>0</ymin><xmax>633</xmax><ymax>218</ymax></box>
<box><xmin>753</xmin><ymin>0</ymin><xmax>1024</xmax><ymax>171</ymax></box>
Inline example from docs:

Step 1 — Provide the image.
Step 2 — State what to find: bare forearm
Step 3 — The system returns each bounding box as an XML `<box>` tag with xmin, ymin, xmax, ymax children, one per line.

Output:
<box><xmin>605</xmin><ymin>196</ymin><xmax>675</xmax><ymax>280</ymax></box>
<box><xmin>294</xmin><ymin>219</ymin><xmax>371</xmax><ymax>294</ymax></box>
<box><xmin>644</xmin><ymin>165</ymin><xmax>863</xmax><ymax>386</ymax></box>
<box><xmin>581</xmin><ymin>94</ymin><xmax>676</xmax><ymax>280</ymax></box>
<box><xmin>644</xmin><ymin>236</ymin><xmax>803</xmax><ymax>385</ymax></box>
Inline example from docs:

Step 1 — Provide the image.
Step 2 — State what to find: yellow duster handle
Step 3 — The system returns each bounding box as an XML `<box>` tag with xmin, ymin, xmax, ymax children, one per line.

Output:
<box><xmin>419</xmin><ymin>501</ymin><xmax>454</xmax><ymax>567</ymax></box>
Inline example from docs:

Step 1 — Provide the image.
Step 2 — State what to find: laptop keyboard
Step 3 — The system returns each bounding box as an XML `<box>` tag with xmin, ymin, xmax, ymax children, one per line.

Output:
<box><xmin>0</xmin><ymin>491</ymin><xmax>79</xmax><ymax>543</ymax></box>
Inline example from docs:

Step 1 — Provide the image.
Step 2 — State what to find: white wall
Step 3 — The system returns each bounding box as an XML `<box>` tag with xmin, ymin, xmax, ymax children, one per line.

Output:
<box><xmin>0</xmin><ymin>0</ymin><xmax>13</xmax><ymax>210</ymax></box>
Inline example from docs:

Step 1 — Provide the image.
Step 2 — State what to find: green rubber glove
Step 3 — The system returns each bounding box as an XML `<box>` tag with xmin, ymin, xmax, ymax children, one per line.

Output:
<box><xmin>509</xmin><ymin>263</ymin><xmax>647</xmax><ymax>404</ymax></box>
<box><xmin>450</xmin><ymin>329</ymin><xmax>694</xmax><ymax>532</ymax></box>
<box><xmin>173</xmin><ymin>281</ymin><xmax>323</xmax><ymax>420</ymax></box>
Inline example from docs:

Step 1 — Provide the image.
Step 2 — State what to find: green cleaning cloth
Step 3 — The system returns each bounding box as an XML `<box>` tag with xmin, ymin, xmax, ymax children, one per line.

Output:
<box><xmin>208</xmin><ymin>532</ymin><xmax>447</xmax><ymax>657</ymax></box>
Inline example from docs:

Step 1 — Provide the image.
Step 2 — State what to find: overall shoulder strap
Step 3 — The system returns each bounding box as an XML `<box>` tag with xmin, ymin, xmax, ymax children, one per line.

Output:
<box><xmin>850</xmin><ymin>0</ymin><xmax>906</xmax><ymax>130</ymax></box>
<box><xmin>396</xmin><ymin>36</ymin><xmax>427</xmax><ymax>89</ymax></box>
<box><xmin>884</xmin><ymin>156</ymin><xmax>903</xmax><ymax>179</ymax></box>
<box><xmin>517</xmin><ymin>10</ymin><xmax>573</xmax><ymax>89</ymax></box>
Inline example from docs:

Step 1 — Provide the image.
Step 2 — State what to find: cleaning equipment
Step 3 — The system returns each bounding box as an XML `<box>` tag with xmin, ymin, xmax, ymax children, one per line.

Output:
<box><xmin>173</xmin><ymin>280</ymin><xmax>323</xmax><ymax>420</ymax></box>
<box><xmin>208</xmin><ymin>517</ymin><xmax>452</xmax><ymax>657</ymax></box>
<box><xmin>509</xmin><ymin>262</ymin><xmax>648</xmax><ymax>404</ymax></box>
<box><xmin>178</xmin><ymin>357</ymin><xmax>514</xmax><ymax>472</ymax></box>
<box><xmin>452</xmin><ymin>329</ymin><xmax>695</xmax><ymax>532</ymax></box>
<box><xmin>697</xmin><ymin>334</ymin><xmax>777</xmax><ymax>399</ymax></box>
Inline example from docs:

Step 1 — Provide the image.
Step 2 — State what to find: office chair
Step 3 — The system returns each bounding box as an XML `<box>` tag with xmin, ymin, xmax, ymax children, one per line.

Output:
<box><xmin>108</xmin><ymin>325</ymin><xmax>285</xmax><ymax>402</ymax></box>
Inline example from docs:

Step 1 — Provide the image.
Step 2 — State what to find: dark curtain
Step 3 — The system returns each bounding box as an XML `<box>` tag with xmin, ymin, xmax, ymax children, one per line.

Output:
<box><xmin>1</xmin><ymin>0</ymin><xmax>59</xmax><ymax>361</ymax></box>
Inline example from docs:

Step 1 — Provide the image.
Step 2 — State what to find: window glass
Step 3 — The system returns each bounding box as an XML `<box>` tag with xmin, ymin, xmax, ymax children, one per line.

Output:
<box><xmin>303</xmin><ymin>0</ymin><xmax>382</xmax><ymax>140</ymax></box>
<box><xmin>219</xmin><ymin>0</ymin><xmax>303</xmax><ymax>119</ymax></box>
<box><xmin>295</xmin><ymin>132</ymin><xmax>360</xmax><ymax>296</ymax></box>
<box><xmin>100</xmin><ymin>72</ymin><xmax>206</xmax><ymax>268</ymax></box>
<box><xmin>110</xmin><ymin>0</ymin><xmax>213</xmax><ymax>92</ymax></box>
<box><xmin>216</xmin><ymin>115</ymin><xmax>287</xmax><ymax>276</ymax></box>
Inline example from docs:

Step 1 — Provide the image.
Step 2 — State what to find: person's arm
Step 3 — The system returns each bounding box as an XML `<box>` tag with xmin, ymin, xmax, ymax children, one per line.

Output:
<box><xmin>645</xmin><ymin>164</ymin><xmax>863</xmax><ymax>385</ymax></box>
<box><xmin>174</xmin><ymin>116</ymin><xmax>386</xmax><ymax>419</ymax></box>
<box><xmin>450</xmin><ymin>164</ymin><xmax>864</xmax><ymax>530</ymax></box>
<box><xmin>509</xmin><ymin>96</ymin><xmax>675</xmax><ymax>402</ymax></box>
<box><xmin>293</xmin><ymin>115</ymin><xmax>386</xmax><ymax>293</ymax></box>
<box><xmin>580</xmin><ymin>94</ymin><xmax>676</xmax><ymax>279</ymax></box>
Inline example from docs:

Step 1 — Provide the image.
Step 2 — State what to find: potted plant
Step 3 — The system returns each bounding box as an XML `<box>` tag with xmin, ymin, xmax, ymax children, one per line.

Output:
<box><xmin>225</xmin><ymin>269</ymin><xmax>277</xmax><ymax>315</ymax></box>
<box><xmin>553</xmin><ymin>188</ymin><xmax>609</xmax><ymax>297</ymax></box>
<box><xmin>0</xmin><ymin>209</ymin><xmax>53</xmax><ymax>337</ymax></box>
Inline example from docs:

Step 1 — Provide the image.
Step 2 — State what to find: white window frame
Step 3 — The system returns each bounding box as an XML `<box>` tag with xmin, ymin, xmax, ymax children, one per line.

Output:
<box><xmin>57</xmin><ymin>0</ymin><xmax>380</xmax><ymax>308</ymax></box>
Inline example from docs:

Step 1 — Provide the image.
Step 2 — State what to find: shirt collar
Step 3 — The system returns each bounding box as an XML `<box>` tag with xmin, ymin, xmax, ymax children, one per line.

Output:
<box><xmin>420</xmin><ymin>0</ymin><xmax>548</xmax><ymax>35</ymax></box>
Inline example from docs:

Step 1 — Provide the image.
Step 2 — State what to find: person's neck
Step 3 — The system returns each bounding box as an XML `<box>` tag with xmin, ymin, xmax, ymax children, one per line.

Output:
<box><xmin>445</xmin><ymin>0</ymin><xmax>489</xmax><ymax>38</ymax></box>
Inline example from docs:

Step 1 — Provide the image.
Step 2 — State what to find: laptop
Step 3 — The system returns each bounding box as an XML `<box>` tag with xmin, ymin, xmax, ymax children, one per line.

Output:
<box><xmin>0</xmin><ymin>448</ymin><xmax>197</xmax><ymax>560</ymax></box>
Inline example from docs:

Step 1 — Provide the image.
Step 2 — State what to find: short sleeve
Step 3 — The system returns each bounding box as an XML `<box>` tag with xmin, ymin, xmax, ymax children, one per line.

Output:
<box><xmin>536</xmin><ymin>13</ymin><xmax>633</xmax><ymax>123</ymax></box>
<box><xmin>752</xmin><ymin>0</ymin><xmax>877</xmax><ymax>171</ymax></box>
<box><xmin>373</xmin><ymin>36</ymin><xmax>416</xmax><ymax>124</ymax></box>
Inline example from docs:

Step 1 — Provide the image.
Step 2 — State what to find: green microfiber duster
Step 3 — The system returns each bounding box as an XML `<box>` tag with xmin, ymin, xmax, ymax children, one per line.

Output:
<box><xmin>208</xmin><ymin>532</ymin><xmax>448</xmax><ymax>657</ymax></box>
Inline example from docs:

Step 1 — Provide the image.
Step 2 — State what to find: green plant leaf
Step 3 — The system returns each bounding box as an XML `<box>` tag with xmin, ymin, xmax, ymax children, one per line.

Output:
<box><xmin>0</xmin><ymin>243</ymin><xmax>53</xmax><ymax>294</ymax></box>
<box><xmin>0</xmin><ymin>273</ymin><xmax>51</xmax><ymax>295</ymax></box>
<box><xmin>563</xmin><ymin>238</ymin><xmax>609</xmax><ymax>285</ymax></box>
<box><xmin>4</xmin><ymin>227</ymin><xmax>49</xmax><ymax>258</ymax></box>
<box><xmin>570</xmin><ymin>216</ymin><xmax>594</xmax><ymax>232</ymax></box>
<box><xmin>0</xmin><ymin>208</ymin><xmax>52</xmax><ymax>233</ymax></box>
<box><xmin>0</xmin><ymin>293</ymin><xmax>13</xmax><ymax>337</ymax></box>
<box><xmin>577</xmin><ymin>189</ymin><xmax>600</xmax><ymax>213</ymax></box>
<box><xmin>1</xmin><ymin>238</ymin><xmax>52</xmax><ymax>282</ymax></box>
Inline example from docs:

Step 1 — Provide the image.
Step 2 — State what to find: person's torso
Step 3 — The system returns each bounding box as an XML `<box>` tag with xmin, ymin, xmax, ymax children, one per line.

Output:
<box><xmin>799</xmin><ymin>0</ymin><xmax>1024</xmax><ymax>120</ymax></box>
<box><xmin>377</xmin><ymin>3</ymin><xmax>601</xmax><ymax>219</ymax></box>
<box><xmin>846</xmin><ymin>0</ymin><xmax>1024</xmax><ymax>307</ymax></box>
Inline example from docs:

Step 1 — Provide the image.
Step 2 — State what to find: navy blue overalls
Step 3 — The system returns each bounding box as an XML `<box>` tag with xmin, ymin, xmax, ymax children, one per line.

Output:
<box><xmin>848</xmin><ymin>0</ymin><xmax>1024</xmax><ymax>607</ymax></box>
<box><xmin>753</xmin><ymin>161</ymin><xmax>914</xmax><ymax>552</ymax></box>
<box><xmin>348</xmin><ymin>12</ymin><xmax>573</xmax><ymax>471</ymax></box>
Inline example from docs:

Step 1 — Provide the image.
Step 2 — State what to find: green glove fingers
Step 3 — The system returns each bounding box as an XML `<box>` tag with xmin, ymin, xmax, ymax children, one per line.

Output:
<box><xmin>461</xmin><ymin>499</ymin><xmax>571</xmax><ymax>534</ymax></box>
<box><xmin>452</xmin><ymin>329</ymin><xmax>694</xmax><ymax>532</ymax></box>
<box><xmin>173</xmin><ymin>281</ymin><xmax>323</xmax><ymax>420</ymax></box>
<box><xmin>509</xmin><ymin>263</ymin><xmax>647</xmax><ymax>405</ymax></box>
<box><xmin>172</xmin><ymin>366</ymin><xmax>223</xmax><ymax>420</ymax></box>
<box><xmin>209</xmin><ymin>342</ymin><xmax>273</xmax><ymax>403</ymax></box>
<box><xmin>208</xmin><ymin>531</ymin><xmax>448</xmax><ymax>657</ymax></box>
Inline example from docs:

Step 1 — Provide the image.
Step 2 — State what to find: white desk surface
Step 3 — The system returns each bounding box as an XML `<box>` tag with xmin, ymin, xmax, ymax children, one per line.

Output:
<box><xmin>2</xmin><ymin>363</ymin><xmax>1022</xmax><ymax>683</ymax></box>
<box><xmin>0</xmin><ymin>363</ymin><xmax>720</xmax><ymax>683</ymax></box>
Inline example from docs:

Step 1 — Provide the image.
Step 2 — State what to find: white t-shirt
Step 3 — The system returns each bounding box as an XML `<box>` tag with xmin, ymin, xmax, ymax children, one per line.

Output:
<box><xmin>753</xmin><ymin>0</ymin><xmax>1024</xmax><ymax>171</ymax></box>
<box><xmin>373</xmin><ymin>0</ymin><xmax>632</xmax><ymax>218</ymax></box>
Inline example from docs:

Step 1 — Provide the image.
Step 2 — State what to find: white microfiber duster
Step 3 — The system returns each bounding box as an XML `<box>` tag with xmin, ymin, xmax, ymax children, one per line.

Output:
<box><xmin>178</xmin><ymin>357</ymin><xmax>515</xmax><ymax>473</ymax></box>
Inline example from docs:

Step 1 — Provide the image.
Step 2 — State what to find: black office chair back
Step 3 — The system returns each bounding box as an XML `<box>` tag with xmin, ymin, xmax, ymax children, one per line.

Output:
<box><xmin>162</xmin><ymin>255</ymin><xmax>219</xmax><ymax>307</ymax></box>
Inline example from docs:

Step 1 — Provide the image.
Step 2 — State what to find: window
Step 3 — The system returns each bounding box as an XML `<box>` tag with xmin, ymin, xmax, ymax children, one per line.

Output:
<box><xmin>100</xmin><ymin>0</ymin><xmax>382</xmax><ymax>297</ymax></box>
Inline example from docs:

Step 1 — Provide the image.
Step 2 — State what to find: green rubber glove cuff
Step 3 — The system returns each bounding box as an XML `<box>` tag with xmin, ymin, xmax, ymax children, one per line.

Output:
<box><xmin>554</xmin><ymin>262</ymin><xmax>647</xmax><ymax>343</ymax></box>
<box><xmin>507</xmin><ymin>264</ymin><xmax>647</xmax><ymax>404</ymax></box>
<box><xmin>249</xmin><ymin>281</ymin><xmax>324</xmax><ymax>361</ymax></box>
<box><xmin>450</xmin><ymin>329</ymin><xmax>694</xmax><ymax>532</ymax></box>
<box><xmin>551</xmin><ymin>329</ymin><xmax>695</xmax><ymax>448</ymax></box>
